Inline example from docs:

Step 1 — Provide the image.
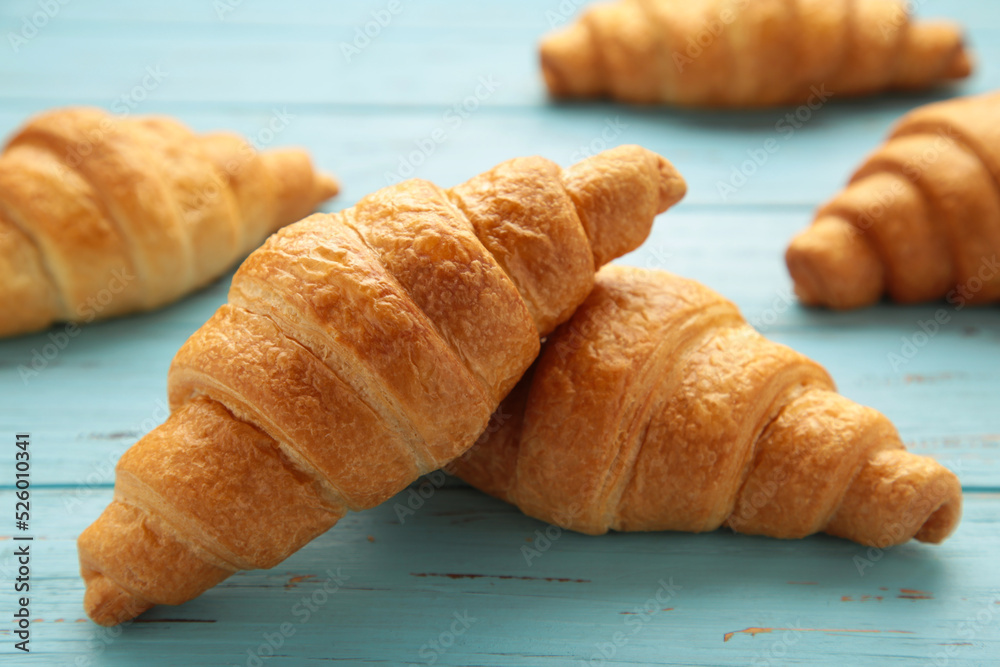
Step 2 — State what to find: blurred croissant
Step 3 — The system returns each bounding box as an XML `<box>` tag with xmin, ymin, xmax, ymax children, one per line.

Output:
<box><xmin>77</xmin><ymin>146</ymin><xmax>687</xmax><ymax>625</ymax></box>
<box><xmin>0</xmin><ymin>107</ymin><xmax>339</xmax><ymax>337</ymax></box>
<box><xmin>453</xmin><ymin>266</ymin><xmax>962</xmax><ymax>546</ymax></box>
<box><xmin>541</xmin><ymin>0</ymin><xmax>972</xmax><ymax>107</ymax></box>
<box><xmin>787</xmin><ymin>91</ymin><xmax>1000</xmax><ymax>309</ymax></box>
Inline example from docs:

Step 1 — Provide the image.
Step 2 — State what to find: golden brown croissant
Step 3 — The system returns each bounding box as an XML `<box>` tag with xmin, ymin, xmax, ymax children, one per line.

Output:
<box><xmin>787</xmin><ymin>91</ymin><xmax>1000</xmax><ymax>309</ymax></box>
<box><xmin>453</xmin><ymin>266</ymin><xmax>962</xmax><ymax>546</ymax></box>
<box><xmin>77</xmin><ymin>146</ymin><xmax>687</xmax><ymax>626</ymax></box>
<box><xmin>541</xmin><ymin>0</ymin><xmax>972</xmax><ymax>108</ymax></box>
<box><xmin>0</xmin><ymin>107</ymin><xmax>339</xmax><ymax>337</ymax></box>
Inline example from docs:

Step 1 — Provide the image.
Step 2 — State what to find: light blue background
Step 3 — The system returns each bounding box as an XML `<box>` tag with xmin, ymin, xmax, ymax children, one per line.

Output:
<box><xmin>0</xmin><ymin>1</ymin><xmax>998</xmax><ymax>665</ymax></box>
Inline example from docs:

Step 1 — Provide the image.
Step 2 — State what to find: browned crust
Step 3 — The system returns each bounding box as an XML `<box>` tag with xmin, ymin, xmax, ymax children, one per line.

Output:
<box><xmin>0</xmin><ymin>107</ymin><xmax>338</xmax><ymax>338</ymax></box>
<box><xmin>77</xmin><ymin>146</ymin><xmax>686</xmax><ymax>625</ymax></box>
<box><xmin>787</xmin><ymin>91</ymin><xmax>1000</xmax><ymax>308</ymax></box>
<box><xmin>539</xmin><ymin>0</ymin><xmax>972</xmax><ymax>108</ymax></box>
<box><xmin>453</xmin><ymin>266</ymin><xmax>963</xmax><ymax>546</ymax></box>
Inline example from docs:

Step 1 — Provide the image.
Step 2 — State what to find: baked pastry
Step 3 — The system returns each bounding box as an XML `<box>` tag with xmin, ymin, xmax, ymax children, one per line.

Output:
<box><xmin>77</xmin><ymin>146</ymin><xmax>687</xmax><ymax>625</ymax></box>
<box><xmin>453</xmin><ymin>266</ymin><xmax>962</xmax><ymax>546</ymax></box>
<box><xmin>787</xmin><ymin>91</ymin><xmax>1000</xmax><ymax>309</ymax></box>
<box><xmin>0</xmin><ymin>107</ymin><xmax>339</xmax><ymax>337</ymax></box>
<box><xmin>541</xmin><ymin>0</ymin><xmax>972</xmax><ymax>107</ymax></box>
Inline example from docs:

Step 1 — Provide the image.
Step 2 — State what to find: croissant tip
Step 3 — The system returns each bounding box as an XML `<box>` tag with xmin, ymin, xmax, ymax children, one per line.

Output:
<box><xmin>317</xmin><ymin>173</ymin><xmax>341</xmax><ymax>201</ymax></box>
<box><xmin>945</xmin><ymin>47</ymin><xmax>974</xmax><ymax>81</ymax></box>
<box><xmin>539</xmin><ymin>41</ymin><xmax>569</xmax><ymax>98</ymax></box>
<box><xmin>82</xmin><ymin>571</ymin><xmax>152</xmax><ymax>627</ymax></box>
<box><xmin>914</xmin><ymin>473</ymin><xmax>964</xmax><ymax>544</ymax></box>
<box><xmin>785</xmin><ymin>239</ymin><xmax>826</xmax><ymax>307</ymax></box>
<box><xmin>656</xmin><ymin>156</ymin><xmax>687</xmax><ymax>213</ymax></box>
<box><xmin>785</xmin><ymin>217</ymin><xmax>885</xmax><ymax>310</ymax></box>
<box><xmin>539</xmin><ymin>23</ymin><xmax>600</xmax><ymax>98</ymax></box>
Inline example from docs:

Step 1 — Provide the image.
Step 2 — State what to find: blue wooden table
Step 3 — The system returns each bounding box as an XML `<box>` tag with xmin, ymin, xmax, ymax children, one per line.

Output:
<box><xmin>1</xmin><ymin>1</ymin><xmax>999</xmax><ymax>665</ymax></box>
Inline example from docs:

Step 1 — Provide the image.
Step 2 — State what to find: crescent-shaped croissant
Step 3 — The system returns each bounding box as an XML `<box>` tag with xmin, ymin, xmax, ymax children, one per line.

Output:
<box><xmin>77</xmin><ymin>146</ymin><xmax>687</xmax><ymax>626</ymax></box>
<box><xmin>541</xmin><ymin>0</ymin><xmax>972</xmax><ymax>108</ymax></box>
<box><xmin>452</xmin><ymin>266</ymin><xmax>962</xmax><ymax>546</ymax></box>
<box><xmin>787</xmin><ymin>91</ymin><xmax>1000</xmax><ymax>309</ymax></box>
<box><xmin>0</xmin><ymin>107</ymin><xmax>339</xmax><ymax>337</ymax></box>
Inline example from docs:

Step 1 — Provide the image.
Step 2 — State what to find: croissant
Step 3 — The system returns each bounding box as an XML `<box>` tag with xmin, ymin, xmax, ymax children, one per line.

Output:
<box><xmin>76</xmin><ymin>145</ymin><xmax>687</xmax><ymax>625</ymax></box>
<box><xmin>787</xmin><ymin>91</ymin><xmax>1000</xmax><ymax>309</ymax></box>
<box><xmin>0</xmin><ymin>107</ymin><xmax>339</xmax><ymax>337</ymax></box>
<box><xmin>540</xmin><ymin>0</ymin><xmax>972</xmax><ymax>108</ymax></box>
<box><xmin>452</xmin><ymin>266</ymin><xmax>962</xmax><ymax>546</ymax></box>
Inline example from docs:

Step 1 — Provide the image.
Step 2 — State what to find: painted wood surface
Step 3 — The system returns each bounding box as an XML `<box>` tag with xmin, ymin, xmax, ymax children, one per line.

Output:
<box><xmin>0</xmin><ymin>0</ymin><xmax>998</xmax><ymax>665</ymax></box>
<box><xmin>3</xmin><ymin>488</ymin><xmax>1000</xmax><ymax>667</ymax></box>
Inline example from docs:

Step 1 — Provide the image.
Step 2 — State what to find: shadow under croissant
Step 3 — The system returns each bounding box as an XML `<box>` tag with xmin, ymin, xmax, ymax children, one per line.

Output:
<box><xmin>85</xmin><ymin>484</ymin><xmax>957</xmax><ymax>632</ymax></box>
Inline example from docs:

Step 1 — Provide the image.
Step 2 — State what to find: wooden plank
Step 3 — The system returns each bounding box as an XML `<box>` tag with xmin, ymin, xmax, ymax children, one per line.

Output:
<box><xmin>0</xmin><ymin>0</ymin><xmax>998</xmax><ymax>664</ymax></box>
<box><xmin>3</xmin><ymin>0</ymin><xmax>999</xmax><ymax>29</ymax></box>
<box><xmin>1</xmin><ymin>487</ymin><xmax>997</xmax><ymax>666</ymax></box>
<box><xmin>1</xmin><ymin>8</ymin><xmax>997</xmax><ymax>109</ymax></box>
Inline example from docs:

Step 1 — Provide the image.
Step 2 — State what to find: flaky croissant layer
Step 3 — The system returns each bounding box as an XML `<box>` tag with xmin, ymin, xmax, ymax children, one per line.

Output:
<box><xmin>77</xmin><ymin>146</ymin><xmax>687</xmax><ymax>625</ymax></box>
<box><xmin>541</xmin><ymin>0</ymin><xmax>972</xmax><ymax>108</ymax></box>
<box><xmin>787</xmin><ymin>90</ymin><xmax>1000</xmax><ymax>309</ymax></box>
<box><xmin>0</xmin><ymin>107</ymin><xmax>339</xmax><ymax>337</ymax></box>
<box><xmin>453</xmin><ymin>266</ymin><xmax>962</xmax><ymax>547</ymax></box>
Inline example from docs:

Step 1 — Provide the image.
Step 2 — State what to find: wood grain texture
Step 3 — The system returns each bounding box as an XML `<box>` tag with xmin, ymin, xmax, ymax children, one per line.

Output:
<box><xmin>1</xmin><ymin>488</ymin><xmax>999</xmax><ymax>666</ymax></box>
<box><xmin>0</xmin><ymin>0</ymin><xmax>998</xmax><ymax>664</ymax></box>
